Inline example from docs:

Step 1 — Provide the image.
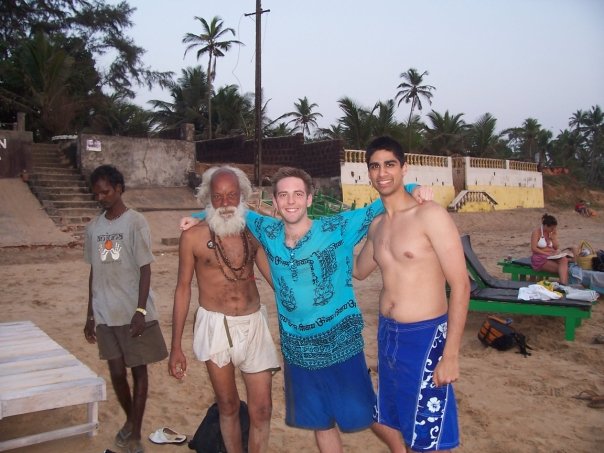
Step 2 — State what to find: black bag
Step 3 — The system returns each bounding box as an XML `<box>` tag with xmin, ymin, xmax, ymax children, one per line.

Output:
<box><xmin>188</xmin><ymin>400</ymin><xmax>250</xmax><ymax>453</ymax></box>
<box><xmin>592</xmin><ymin>250</ymin><xmax>604</xmax><ymax>272</ymax></box>
<box><xmin>477</xmin><ymin>315</ymin><xmax>532</xmax><ymax>357</ymax></box>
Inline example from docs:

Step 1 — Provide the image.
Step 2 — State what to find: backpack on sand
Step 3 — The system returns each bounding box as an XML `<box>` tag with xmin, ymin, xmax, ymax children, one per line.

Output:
<box><xmin>477</xmin><ymin>315</ymin><xmax>532</xmax><ymax>357</ymax></box>
<box><xmin>592</xmin><ymin>250</ymin><xmax>604</xmax><ymax>272</ymax></box>
<box><xmin>188</xmin><ymin>400</ymin><xmax>250</xmax><ymax>453</ymax></box>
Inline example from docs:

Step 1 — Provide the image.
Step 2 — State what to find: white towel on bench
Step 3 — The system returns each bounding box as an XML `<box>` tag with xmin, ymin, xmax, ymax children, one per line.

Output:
<box><xmin>518</xmin><ymin>285</ymin><xmax>562</xmax><ymax>301</ymax></box>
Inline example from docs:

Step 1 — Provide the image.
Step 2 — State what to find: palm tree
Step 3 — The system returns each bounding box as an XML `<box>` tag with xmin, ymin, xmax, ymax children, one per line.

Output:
<box><xmin>395</xmin><ymin>68</ymin><xmax>436</xmax><ymax>125</ymax></box>
<box><xmin>569</xmin><ymin>109</ymin><xmax>586</xmax><ymax>132</ymax></box>
<box><xmin>331</xmin><ymin>98</ymin><xmax>406</xmax><ymax>149</ymax></box>
<box><xmin>182</xmin><ymin>16</ymin><xmax>242</xmax><ymax>139</ymax></box>
<box><xmin>370</xmin><ymin>100</ymin><xmax>402</xmax><ymax>138</ymax></box>
<box><xmin>149</xmin><ymin>66</ymin><xmax>209</xmax><ymax>135</ymax></box>
<box><xmin>519</xmin><ymin>118</ymin><xmax>542</xmax><ymax>162</ymax></box>
<box><xmin>502</xmin><ymin>118</ymin><xmax>544</xmax><ymax>162</ymax></box>
<box><xmin>467</xmin><ymin>113</ymin><xmax>500</xmax><ymax>157</ymax></box>
<box><xmin>18</xmin><ymin>32</ymin><xmax>78</xmax><ymax>140</ymax></box>
<box><xmin>316</xmin><ymin>124</ymin><xmax>344</xmax><ymax>141</ymax></box>
<box><xmin>212</xmin><ymin>84</ymin><xmax>254</xmax><ymax>137</ymax></box>
<box><xmin>281</xmin><ymin>97</ymin><xmax>323</xmax><ymax>139</ymax></box>
<box><xmin>402</xmin><ymin>114</ymin><xmax>426</xmax><ymax>153</ymax></box>
<box><xmin>537</xmin><ymin>128</ymin><xmax>554</xmax><ymax>166</ymax></box>
<box><xmin>265</xmin><ymin>121</ymin><xmax>295</xmax><ymax>137</ymax></box>
<box><xmin>90</xmin><ymin>93</ymin><xmax>152</xmax><ymax>137</ymax></box>
<box><xmin>582</xmin><ymin>105</ymin><xmax>604</xmax><ymax>185</ymax></box>
<box><xmin>550</xmin><ymin>129</ymin><xmax>583</xmax><ymax>169</ymax></box>
<box><xmin>336</xmin><ymin>97</ymin><xmax>373</xmax><ymax>149</ymax></box>
<box><xmin>423</xmin><ymin>110</ymin><xmax>468</xmax><ymax>155</ymax></box>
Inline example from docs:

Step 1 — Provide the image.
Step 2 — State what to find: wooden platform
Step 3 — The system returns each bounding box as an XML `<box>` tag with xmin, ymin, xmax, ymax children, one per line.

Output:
<box><xmin>0</xmin><ymin>321</ymin><xmax>106</xmax><ymax>451</ymax></box>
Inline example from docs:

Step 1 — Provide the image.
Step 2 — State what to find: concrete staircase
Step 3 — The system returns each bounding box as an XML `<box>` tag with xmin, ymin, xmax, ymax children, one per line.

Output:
<box><xmin>447</xmin><ymin>190</ymin><xmax>498</xmax><ymax>212</ymax></box>
<box><xmin>27</xmin><ymin>143</ymin><xmax>100</xmax><ymax>240</ymax></box>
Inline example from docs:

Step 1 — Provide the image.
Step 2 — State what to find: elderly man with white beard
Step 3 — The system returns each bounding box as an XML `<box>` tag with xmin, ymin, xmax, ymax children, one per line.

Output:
<box><xmin>169</xmin><ymin>166</ymin><xmax>280</xmax><ymax>453</ymax></box>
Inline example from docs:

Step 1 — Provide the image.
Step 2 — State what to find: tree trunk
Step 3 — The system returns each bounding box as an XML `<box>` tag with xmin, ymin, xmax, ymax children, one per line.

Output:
<box><xmin>207</xmin><ymin>57</ymin><xmax>213</xmax><ymax>140</ymax></box>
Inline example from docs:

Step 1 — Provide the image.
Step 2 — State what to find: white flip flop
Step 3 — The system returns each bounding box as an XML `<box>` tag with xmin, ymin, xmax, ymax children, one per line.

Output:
<box><xmin>149</xmin><ymin>427</ymin><xmax>187</xmax><ymax>445</ymax></box>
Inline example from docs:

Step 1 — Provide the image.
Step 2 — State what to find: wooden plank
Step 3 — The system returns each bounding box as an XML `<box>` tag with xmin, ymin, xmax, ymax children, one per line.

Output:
<box><xmin>0</xmin><ymin>326</ymin><xmax>60</xmax><ymax>341</ymax></box>
<box><xmin>0</xmin><ymin>341</ymin><xmax>63</xmax><ymax>360</ymax></box>
<box><xmin>0</xmin><ymin>320</ymin><xmax>34</xmax><ymax>331</ymax></box>
<box><xmin>1</xmin><ymin>377</ymin><xmax>106</xmax><ymax>418</ymax></box>
<box><xmin>0</xmin><ymin>364</ymin><xmax>98</xmax><ymax>392</ymax></box>
<box><xmin>0</xmin><ymin>354</ymin><xmax>81</xmax><ymax>377</ymax></box>
<box><xmin>0</xmin><ymin>348</ymin><xmax>67</xmax><ymax>366</ymax></box>
<box><xmin>0</xmin><ymin>327</ymin><xmax>64</xmax><ymax>361</ymax></box>
<box><xmin>0</xmin><ymin>330</ymin><xmax>46</xmax><ymax>341</ymax></box>
<box><xmin>0</xmin><ymin>421</ymin><xmax>99</xmax><ymax>452</ymax></box>
<box><xmin>0</xmin><ymin>322</ymin><xmax>37</xmax><ymax>338</ymax></box>
<box><xmin>0</xmin><ymin>331</ymin><xmax>57</xmax><ymax>346</ymax></box>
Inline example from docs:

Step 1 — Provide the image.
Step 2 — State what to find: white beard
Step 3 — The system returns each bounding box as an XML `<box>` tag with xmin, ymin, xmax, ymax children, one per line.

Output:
<box><xmin>206</xmin><ymin>203</ymin><xmax>247</xmax><ymax>237</ymax></box>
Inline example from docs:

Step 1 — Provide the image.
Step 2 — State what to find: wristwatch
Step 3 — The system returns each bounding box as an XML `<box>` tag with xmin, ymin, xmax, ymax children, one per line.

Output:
<box><xmin>135</xmin><ymin>307</ymin><xmax>147</xmax><ymax>316</ymax></box>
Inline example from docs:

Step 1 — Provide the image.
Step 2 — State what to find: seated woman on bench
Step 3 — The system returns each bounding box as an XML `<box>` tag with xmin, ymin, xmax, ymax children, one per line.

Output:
<box><xmin>530</xmin><ymin>213</ymin><xmax>574</xmax><ymax>285</ymax></box>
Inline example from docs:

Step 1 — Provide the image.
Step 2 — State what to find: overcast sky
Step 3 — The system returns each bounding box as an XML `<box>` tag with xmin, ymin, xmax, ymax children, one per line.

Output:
<box><xmin>109</xmin><ymin>0</ymin><xmax>604</xmax><ymax>135</ymax></box>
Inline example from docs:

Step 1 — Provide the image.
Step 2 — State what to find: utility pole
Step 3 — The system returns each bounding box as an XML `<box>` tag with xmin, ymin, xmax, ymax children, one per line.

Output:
<box><xmin>246</xmin><ymin>1</ymin><xmax>269</xmax><ymax>187</ymax></box>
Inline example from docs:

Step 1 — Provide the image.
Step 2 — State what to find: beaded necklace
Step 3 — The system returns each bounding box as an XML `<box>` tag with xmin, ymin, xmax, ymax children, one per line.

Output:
<box><xmin>208</xmin><ymin>229</ymin><xmax>253</xmax><ymax>282</ymax></box>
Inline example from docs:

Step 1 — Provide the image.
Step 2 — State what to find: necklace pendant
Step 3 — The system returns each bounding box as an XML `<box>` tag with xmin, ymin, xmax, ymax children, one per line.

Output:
<box><xmin>207</xmin><ymin>240</ymin><xmax>215</xmax><ymax>249</ymax></box>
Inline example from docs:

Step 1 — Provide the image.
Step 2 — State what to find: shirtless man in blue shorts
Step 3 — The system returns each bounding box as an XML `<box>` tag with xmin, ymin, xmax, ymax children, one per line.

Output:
<box><xmin>354</xmin><ymin>136</ymin><xmax>470</xmax><ymax>452</ymax></box>
<box><xmin>181</xmin><ymin>165</ymin><xmax>432</xmax><ymax>452</ymax></box>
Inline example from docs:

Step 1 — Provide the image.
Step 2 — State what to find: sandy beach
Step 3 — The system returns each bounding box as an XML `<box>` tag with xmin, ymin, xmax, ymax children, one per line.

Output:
<box><xmin>1</xmin><ymin>179</ymin><xmax>603</xmax><ymax>453</ymax></box>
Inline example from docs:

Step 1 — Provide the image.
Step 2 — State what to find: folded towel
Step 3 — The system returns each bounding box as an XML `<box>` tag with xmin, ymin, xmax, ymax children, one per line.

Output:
<box><xmin>518</xmin><ymin>285</ymin><xmax>562</xmax><ymax>301</ymax></box>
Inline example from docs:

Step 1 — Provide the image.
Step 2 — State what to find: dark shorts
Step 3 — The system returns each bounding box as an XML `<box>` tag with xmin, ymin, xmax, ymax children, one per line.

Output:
<box><xmin>284</xmin><ymin>351</ymin><xmax>375</xmax><ymax>432</ymax></box>
<box><xmin>376</xmin><ymin>313</ymin><xmax>459</xmax><ymax>451</ymax></box>
<box><xmin>96</xmin><ymin>320</ymin><xmax>168</xmax><ymax>368</ymax></box>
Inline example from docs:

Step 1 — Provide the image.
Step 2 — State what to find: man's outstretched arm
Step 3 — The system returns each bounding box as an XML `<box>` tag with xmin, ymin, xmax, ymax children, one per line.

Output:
<box><xmin>353</xmin><ymin>221</ymin><xmax>379</xmax><ymax>280</ymax></box>
<box><xmin>180</xmin><ymin>183</ymin><xmax>432</xmax><ymax>231</ymax></box>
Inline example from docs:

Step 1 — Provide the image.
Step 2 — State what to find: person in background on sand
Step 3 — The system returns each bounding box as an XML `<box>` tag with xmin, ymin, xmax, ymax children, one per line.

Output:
<box><xmin>84</xmin><ymin>165</ymin><xmax>168</xmax><ymax>453</ymax></box>
<box><xmin>180</xmin><ymin>167</ymin><xmax>433</xmax><ymax>453</ymax></box>
<box><xmin>169</xmin><ymin>166</ymin><xmax>280</xmax><ymax>453</ymax></box>
<box><xmin>530</xmin><ymin>213</ymin><xmax>572</xmax><ymax>285</ymax></box>
<box><xmin>575</xmin><ymin>200</ymin><xmax>595</xmax><ymax>217</ymax></box>
<box><xmin>354</xmin><ymin>136</ymin><xmax>469</xmax><ymax>452</ymax></box>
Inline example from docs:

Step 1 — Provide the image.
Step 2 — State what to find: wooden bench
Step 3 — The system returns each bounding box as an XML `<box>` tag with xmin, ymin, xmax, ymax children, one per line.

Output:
<box><xmin>0</xmin><ymin>321</ymin><xmax>106</xmax><ymax>451</ymax></box>
<box><xmin>497</xmin><ymin>258</ymin><xmax>557</xmax><ymax>282</ymax></box>
<box><xmin>469</xmin><ymin>295</ymin><xmax>592</xmax><ymax>341</ymax></box>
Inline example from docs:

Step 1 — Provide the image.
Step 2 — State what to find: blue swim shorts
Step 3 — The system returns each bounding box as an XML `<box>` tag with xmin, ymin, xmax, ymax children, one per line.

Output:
<box><xmin>375</xmin><ymin>313</ymin><xmax>459</xmax><ymax>451</ymax></box>
<box><xmin>284</xmin><ymin>351</ymin><xmax>375</xmax><ymax>432</ymax></box>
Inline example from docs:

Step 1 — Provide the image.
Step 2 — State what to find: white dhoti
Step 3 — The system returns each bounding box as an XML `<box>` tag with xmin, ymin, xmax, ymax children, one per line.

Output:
<box><xmin>193</xmin><ymin>304</ymin><xmax>281</xmax><ymax>373</ymax></box>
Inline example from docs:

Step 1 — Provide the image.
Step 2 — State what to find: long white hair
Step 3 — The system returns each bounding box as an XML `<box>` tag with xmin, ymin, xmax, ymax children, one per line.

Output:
<box><xmin>195</xmin><ymin>165</ymin><xmax>253</xmax><ymax>207</ymax></box>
